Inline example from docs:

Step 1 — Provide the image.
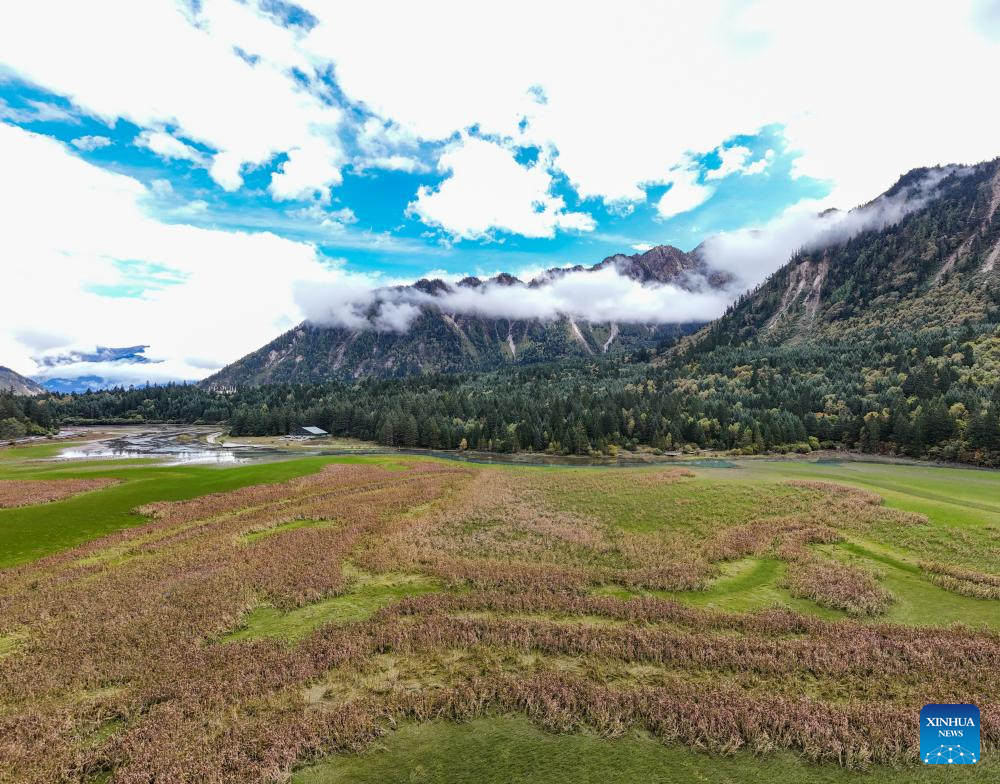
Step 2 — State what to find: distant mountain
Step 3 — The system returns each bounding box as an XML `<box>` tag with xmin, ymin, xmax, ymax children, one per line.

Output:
<box><xmin>202</xmin><ymin>245</ymin><xmax>720</xmax><ymax>387</ymax></box>
<box><xmin>0</xmin><ymin>366</ymin><xmax>46</xmax><ymax>396</ymax></box>
<box><xmin>37</xmin><ymin>375</ymin><xmax>116</xmax><ymax>394</ymax></box>
<box><xmin>32</xmin><ymin>346</ymin><xmax>154</xmax><ymax>392</ymax></box>
<box><xmin>33</xmin><ymin>345</ymin><xmax>151</xmax><ymax>368</ymax></box>
<box><xmin>687</xmin><ymin>159</ymin><xmax>1000</xmax><ymax>352</ymax></box>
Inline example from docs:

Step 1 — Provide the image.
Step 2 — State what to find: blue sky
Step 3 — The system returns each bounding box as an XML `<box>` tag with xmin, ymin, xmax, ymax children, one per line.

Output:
<box><xmin>0</xmin><ymin>1</ymin><xmax>996</xmax><ymax>386</ymax></box>
<box><xmin>0</xmin><ymin>77</ymin><xmax>828</xmax><ymax>285</ymax></box>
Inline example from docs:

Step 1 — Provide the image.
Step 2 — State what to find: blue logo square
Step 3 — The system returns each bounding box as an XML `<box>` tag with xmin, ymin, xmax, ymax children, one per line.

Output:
<box><xmin>921</xmin><ymin>704</ymin><xmax>980</xmax><ymax>764</ymax></box>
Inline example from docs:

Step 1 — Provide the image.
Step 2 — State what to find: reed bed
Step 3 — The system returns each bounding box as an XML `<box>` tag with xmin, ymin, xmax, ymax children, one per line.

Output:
<box><xmin>0</xmin><ymin>478</ymin><xmax>117</xmax><ymax>508</ymax></box>
<box><xmin>921</xmin><ymin>560</ymin><xmax>1000</xmax><ymax>599</ymax></box>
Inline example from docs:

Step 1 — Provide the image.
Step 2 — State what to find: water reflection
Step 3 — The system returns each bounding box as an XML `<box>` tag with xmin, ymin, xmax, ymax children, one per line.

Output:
<box><xmin>54</xmin><ymin>426</ymin><xmax>748</xmax><ymax>469</ymax></box>
<box><xmin>58</xmin><ymin>445</ymin><xmax>243</xmax><ymax>464</ymax></box>
<box><xmin>57</xmin><ymin>427</ymin><xmax>259</xmax><ymax>465</ymax></box>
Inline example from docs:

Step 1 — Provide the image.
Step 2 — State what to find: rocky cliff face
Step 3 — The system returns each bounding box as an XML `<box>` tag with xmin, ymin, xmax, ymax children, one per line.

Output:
<box><xmin>0</xmin><ymin>366</ymin><xmax>45</xmax><ymax>396</ymax></box>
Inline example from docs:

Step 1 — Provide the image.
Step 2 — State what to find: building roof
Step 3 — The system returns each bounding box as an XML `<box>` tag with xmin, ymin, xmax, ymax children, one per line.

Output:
<box><xmin>300</xmin><ymin>426</ymin><xmax>328</xmax><ymax>435</ymax></box>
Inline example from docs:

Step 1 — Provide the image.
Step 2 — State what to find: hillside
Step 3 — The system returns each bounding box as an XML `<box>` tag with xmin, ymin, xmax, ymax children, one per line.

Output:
<box><xmin>202</xmin><ymin>245</ymin><xmax>715</xmax><ymax>387</ymax></box>
<box><xmin>0</xmin><ymin>366</ymin><xmax>45</xmax><ymax>396</ymax></box>
<box><xmin>655</xmin><ymin>158</ymin><xmax>1000</xmax><ymax>462</ymax></box>
<box><xmin>207</xmin><ymin>161</ymin><xmax>1000</xmax><ymax>393</ymax></box>
<box><xmin>692</xmin><ymin>160</ymin><xmax>1000</xmax><ymax>349</ymax></box>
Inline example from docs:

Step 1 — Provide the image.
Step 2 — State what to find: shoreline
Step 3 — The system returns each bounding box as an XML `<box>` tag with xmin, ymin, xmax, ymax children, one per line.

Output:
<box><xmin>22</xmin><ymin>424</ymin><xmax>997</xmax><ymax>472</ymax></box>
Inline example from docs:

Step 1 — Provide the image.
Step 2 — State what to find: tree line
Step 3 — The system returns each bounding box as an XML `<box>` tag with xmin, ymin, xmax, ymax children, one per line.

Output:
<box><xmin>7</xmin><ymin>322</ymin><xmax>1000</xmax><ymax>466</ymax></box>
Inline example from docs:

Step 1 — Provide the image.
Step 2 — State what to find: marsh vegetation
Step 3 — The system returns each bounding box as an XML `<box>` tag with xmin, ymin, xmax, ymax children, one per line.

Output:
<box><xmin>0</xmin><ymin>446</ymin><xmax>996</xmax><ymax>782</ymax></box>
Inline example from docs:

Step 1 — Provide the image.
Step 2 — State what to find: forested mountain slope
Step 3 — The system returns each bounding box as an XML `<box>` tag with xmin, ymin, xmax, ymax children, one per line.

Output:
<box><xmin>694</xmin><ymin>160</ymin><xmax>1000</xmax><ymax>349</ymax></box>
<box><xmin>0</xmin><ymin>388</ymin><xmax>56</xmax><ymax>439</ymax></box>
<box><xmin>663</xmin><ymin>159</ymin><xmax>1000</xmax><ymax>462</ymax></box>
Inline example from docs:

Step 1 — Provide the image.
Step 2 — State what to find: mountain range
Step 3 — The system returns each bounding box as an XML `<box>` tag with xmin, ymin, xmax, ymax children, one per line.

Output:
<box><xmin>8</xmin><ymin>157</ymin><xmax>999</xmax><ymax>464</ymax></box>
<box><xmin>202</xmin><ymin>244</ymin><xmax>722</xmax><ymax>388</ymax></box>
<box><xmin>8</xmin><ymin>159</ymin><xmax>999</xmax><ymax>396</ymax></box>
<box><xmin>205</xmin><ymin>158</ymin><xmax>1000</xmax><ymax>389</ymax></box>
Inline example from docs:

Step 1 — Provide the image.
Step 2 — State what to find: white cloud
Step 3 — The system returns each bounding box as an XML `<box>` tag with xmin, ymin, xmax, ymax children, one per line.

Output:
<box><xmin>353</xmin><ymin>117</ymin><xmax>429</xmax><ymax>173</ymax></box>
<box><xmin>698</xmin><ymin>167</ymin><xmax>966</xmax><ymax>290</ymax></box>
<box><xmin>208</xmin><ymin>151</ymin><xmax>246</xmax><ymax>192</ymax></box>
<box><xmin>135</xmin><ymin>129</ymin><xmax>207</xmax><ymax>164</ymax></box>
<box><xmin>170</xmin><ymin>200</ymin><xmax>210</xmax><ymax>217</ymax></box>
<box><xmin>12</xmin><ymin>329</ymin><xmax>71</xmax><ymax>352</ymax></box>
<box><xmin>743</xmin><ymin>148</ymin><xmax>775</xmax><ymax>175</ymax></box>
<box><xmin>360</xmin><ymin>154</ymin><xmax>428</xmax><ymax>174</ymax></box>
<box><xmin>269</xmin><ymin>136</ymin><xmax>345</xmax><ymax>201</ymax></box>
<box><xmin>708</xmin><ymin>145</ymin><xmax>769</xmax><ymax>180</ymax></box>
<box><xmin>70</xmin><ymin>134</ymin><xmax>112</xmax><ymax>151</ymax></box>
<box><xmin>656</xmin><ymin>168</ymin><xmax>714</xmax><ymax>219</ymax></box>
<box><xmin>6</xmin><ymin>1</ymin><xmax>988</xmax><ymax>241</ymax></box>
<box><xmin>328</xmin><ymin>207</ymin><xmax>358</xmax><ymax>225</ymax></box>
<box><xmin>296</xmin><ymin>0</ymin><xmax>1000</xmax><ymax>211</ymax></box>
<box><xmin>418</xmin><ymin>268</ymin><xmax>468</xmax><ymax>283</ymax></box>
<box><xmin>705</xmin><ymin>145</ymin><xmax>752</xmax><ymax>180</ymax></box>
<box><xmin>296</xmin><ymin>1</ymin><xmax>750</xmax><ymax>204</ymax></box>
<box><xmin>631</xmin><ymin>243</ymin><xmax>654</xmax><ymax>252</ymax></box>
<box><xmin>0</xmin><ymin>97</ymin><xmax>79</xmax><ymax>124</ymax></box>
<box><xmin>287</xmin><ymin>203</ymin><xmax>358</xmax><ymax>232</ymax></box>
<box><xmin>408</xmin><ymin>135</ymin><xmax>595</xmax><ymax>240</ymax></box>
<box><xmin>704</xmin><ymin>145</ymin><xmax>774</xmax><ymax>181</ymax></box>
<box><xmin>149</xmin><ymin>178</ymin><xmax>176</xmax><ymax>199</ymax></box>
<box><xmin>298</xmin><ymin>264</ymin><xmax>730</xmax><ymax>333</ymax></box>
<box><xmin>0</xmin><ymin>122</ymin><xmax>366</xmax><ymax>383</ymax></box>
<box><xmin>145</xmin><ymin>177</ymin><xmax>211</xmax><ymax>219</ymax></box>
<box><xmin>0</xmin><ymin>0</ymin><xmax>345</xmax><ymax>194</ymax></box>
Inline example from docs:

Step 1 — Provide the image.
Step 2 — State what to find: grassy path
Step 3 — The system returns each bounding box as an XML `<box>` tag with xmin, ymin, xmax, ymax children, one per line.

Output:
<box><xmin>292</xmin><ymin>717</ymin><xmax>996</xmax><ymax>783</ymax></box>
<box><xmin>222</xmin><ymin>571</ymin><xmax>440</xmax><ymax>643</ymax></box>
<box><xmin>683</xmin><ymin>459</ymin><xmax>1000</xmax><ymax>628</ymax></box>
<box><xmin>594</xmin><ymin>556</ymin><xmax>846</xmax><ymax>619</ymax></box>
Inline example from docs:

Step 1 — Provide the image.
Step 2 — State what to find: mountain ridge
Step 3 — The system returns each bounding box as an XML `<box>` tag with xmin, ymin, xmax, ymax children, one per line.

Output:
<box><xmin>202</xmin><ymin>243</ymin><xmax>718</xmax><ymax>388</ymax></box>
<box><xmin>204</xmin><ymin>158</ymin><xmax>1000</xmax><ymax>390</ymax></box>
<box><xmin>682</xmin><ymin>159</ymin><xmax>1000</xmax><ymax>355</ymax></box>
<box><xmin>0</xmin><ymin>366</ymin><xmax>45</xmax><ymax>396</ymax></box>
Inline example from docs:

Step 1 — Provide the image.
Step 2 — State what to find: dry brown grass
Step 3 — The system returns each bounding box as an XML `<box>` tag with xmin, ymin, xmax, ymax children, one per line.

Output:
<box><xmin>921</xmin><ymin>560</ymin><xmax>1000</xmax><ymax>599</ymax></box>
<box><xmin>0</xmin><ymin>478</ymin><xmax>118</xmax><ymax>508</ymax></box>
<box><xmin>783</xmin><ymin>559</ymin><xmax>895</xmax><ymax>616</ymax></box>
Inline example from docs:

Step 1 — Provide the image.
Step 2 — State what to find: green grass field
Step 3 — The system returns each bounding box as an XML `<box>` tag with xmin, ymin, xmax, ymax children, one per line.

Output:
<box><xmin>717</xmin><ymin>459</ymin><xmax>1000</xmax><ymax>543</ymax></box>
<box><xmin>534</xmin><ymin>458</ymin><xmax>1000</xmax><ymax>629</ymax></box>
<box><xmin>593</xmin><ymin>555</ymin><xmax>847</xmax><ymax>619</ymax></box>
<box><xmin>292</xmin><ymin>717</ymin><xmax>996</xmax><ymax>784</ymax></box>
<box><xmin>223</xmin><ymin>569</ymin><xmax>440</xmax><ymax>643</ymax></box>
<box><xmin>0</xmin><ymin>444</ymin><xmax>408</xmax><ymax>567</ymax></box>
<box><xmin>697</xmin><ymin>459</ymin><xmax>1000</xmax><ymax>627</ymax></box>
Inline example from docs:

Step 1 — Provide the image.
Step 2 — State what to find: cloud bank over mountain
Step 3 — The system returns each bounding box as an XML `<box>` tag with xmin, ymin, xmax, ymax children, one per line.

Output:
<box><xmin>700</xmin><ymin>166</ymin><xmax>971</xmax><ymax>290</ymax></box>
<box><xmin>296</xmin><ymin>265</ymin><xmax>732</xmax><ymax>333</ymax></box>
<box><xmin>297</xmin><ymin>166</ymin><xmax>968</xmax><ymax>333</ymax></box>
